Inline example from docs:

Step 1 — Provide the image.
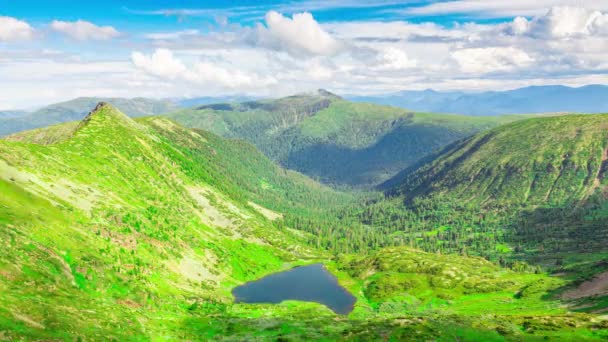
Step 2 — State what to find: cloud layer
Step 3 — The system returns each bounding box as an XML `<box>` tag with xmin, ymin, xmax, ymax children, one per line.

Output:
<box><xmin>50</xmin><ymin>20</ymin><xmax>120</xmax><ymax>40</ymax></box>
<box><xmin>1</xmin><ymin>5</ymin><xmax>608</xmax><ymax>109</ymax></box>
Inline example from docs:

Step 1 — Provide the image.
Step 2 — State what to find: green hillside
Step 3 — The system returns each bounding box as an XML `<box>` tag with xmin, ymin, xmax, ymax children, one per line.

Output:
<box><xmin>0</xmin><ymin>103</ymin><xmax>321</xmax><ymax>339</ymax></box>
<box><xmin>0</xmin><ymin>97</ymin><xmax>178</xmax><ymax>137</ymax></box>
<box><xmin>1</xmin><ymin>104</ymin><xmax>605</xmax><ymax>340</ymax></box>
<box><xmin>364</xmin><ymin>114</ymin><xmax>608</xmax><ymax>312</ymax></box>
<box><xmin>166</xmin><ymin>91</ymin><xmax>523</xmax><ymax>187</ymax></box>
<box><xmin>389</xmin><ymin>113</ymin><xmax>608</xmax><ymax>265</ymax></box>
<box><xmin>395</xmin><ymin>114</ymin><xmax>608</xmax><ymax>206</ymax></box>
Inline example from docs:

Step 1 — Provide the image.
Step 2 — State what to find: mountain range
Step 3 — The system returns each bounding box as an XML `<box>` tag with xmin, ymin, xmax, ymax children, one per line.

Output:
<box><xmin>166</xmin><ymin>90</ymin><xmax>528</xmax><ymax>187</ymax></box>
<box><xmin>1</xmin><ymin>92</ymin><xmax>608</xmax><ymax>340</ymax></box>
<box><xmin>348</xmin><ymin>85</ymin><xmax>608</xmax><ymax>116</ymax></box>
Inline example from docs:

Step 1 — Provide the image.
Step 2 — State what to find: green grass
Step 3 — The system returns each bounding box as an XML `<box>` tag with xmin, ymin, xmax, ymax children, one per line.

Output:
<box><xmin>0</xmin><ymin>104</ymin><xmax>606</xmax><ymax>340</ymax></box>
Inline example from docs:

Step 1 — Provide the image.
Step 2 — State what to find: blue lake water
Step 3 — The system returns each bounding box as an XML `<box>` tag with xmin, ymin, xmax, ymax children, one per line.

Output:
<box><xmin>232</xmin><ymin>263</ymin><xmax>356</xmax><ymax>315</ymax></box>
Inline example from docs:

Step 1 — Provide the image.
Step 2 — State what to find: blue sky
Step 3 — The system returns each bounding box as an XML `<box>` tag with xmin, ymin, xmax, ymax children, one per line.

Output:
<box><xmin>1</xmin><ymin>1</ymin><xmax>608</xmax><ymax>108</ymax></box>
<box><xmin>1</xmin><ymin>1</ymin><xmax>512</xmax><ymax>29</ymax></box>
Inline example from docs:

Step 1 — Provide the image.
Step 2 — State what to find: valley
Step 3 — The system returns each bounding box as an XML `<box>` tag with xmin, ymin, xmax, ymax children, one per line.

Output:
<box><xmin>165</xmin><ymin>90</ymin><xmax>528</xmax><ymax>188</ymax></box>
<box><xmin>4</xmin><ymin>1</ymin><xmax>608</xmax><ymax>339</ymax></box>
<box><xmin>0</xmin><ymin>100</ymin><xmax>607</xmax><ymax>340</ymax></box>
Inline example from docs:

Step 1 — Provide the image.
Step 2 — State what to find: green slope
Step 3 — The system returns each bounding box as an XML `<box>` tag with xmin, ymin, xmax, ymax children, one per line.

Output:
<box><xmin>0</xmin><ymin>103</ymin><xmax>321</xmax><ymax>339</ymax></box>
<box><xmin>166</xmin><ymin>91</ymin><xmax>523</xmax><ymax>188</ymax></box>
<box><xmin>377</xmin><ymin>114</ymin><xmax>608</xmax><ymax>310</ymax></box>
<box><xmin>395</xmin><ymin>114</ymin><xmax>608</xmax><ymax>207</ymax></box>
<box><xmin>1</xmin><ymin>104</ymin><xmax>606</xmax><ymax>340</ymax></box>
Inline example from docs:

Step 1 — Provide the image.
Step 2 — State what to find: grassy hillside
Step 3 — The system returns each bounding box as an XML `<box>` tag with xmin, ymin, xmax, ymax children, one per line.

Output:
<box><xmin>392</xmin><ymin>113</ymin><xmax>608</xmax><ymax>266</ymax></box>
<box><xmin>374</xmin><ymin>114</ymin><xmax>608</xmax><ymax>311</ymax></box>
<box><xmin>0</xmin><ymin>103</ymin><xmax>322</xmax><ymax>339</ymax></box>
<box><xmin>1</xmin><ymin>104</ymin><xmax>605</xmax><ymax>340</ymax></box>
<box><xmin>395</xmin><ymin>114</ymin><xmax>608</xmax><ymax>207</ymax></box>
<box><xmin>0</xmin><ymin>97</ymin><xmax>178</xmax><ymax>137</ymax></box>
<box><xmin>166</xmin><ymin>91</ymin><xmax>523</xmax><ymax>187</ymax></box>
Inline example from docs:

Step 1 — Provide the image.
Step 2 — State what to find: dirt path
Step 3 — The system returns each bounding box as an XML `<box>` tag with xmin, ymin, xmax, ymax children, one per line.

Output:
<box><xmin>562</xmin><ymin>271</ymin><xmax>608</xmax><ymax>300</ymax></box>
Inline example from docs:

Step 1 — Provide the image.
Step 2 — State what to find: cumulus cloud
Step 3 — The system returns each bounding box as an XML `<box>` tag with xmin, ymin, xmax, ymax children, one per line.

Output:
<box><xmin>253</xmin><ymin>11</ymin><xmax>343</xmax><ymax>56</ymax></box>
<box><xmin>51</xmin><ymin>20</ymin><xmax>120</xmax><ymax>40</ymax></box>
<box><xmin>4</xmin><ymin>7</ymin><xmax>608</xmax><ymax>107</ymax></box>
<box><xmin>131</xmin><ymin>49</ymin><xmax>187</xmax><ymax>79</ymax></box>
<box><xmin>450</xmin><ymin>6</ymin><xmax>608</xmax><ymax>76</ymax></box>
<box><xmin>131</xmin><ymin>48</ymin><xmax>277</xmax><ymax>89</ymax></box>
<box><xmin>0</xmin><ymin>16</ymin><xmax>34</xmax><ymax>41</ymax></box>
<box><xmin>503</xmin><ymin>6</ymin><xmax>608</xmax><ymax>38</ymax></box>
<box><xmin>375</xmin><ymin>47</ymin><xmax>417</xmax><ymax>70</ymax></box>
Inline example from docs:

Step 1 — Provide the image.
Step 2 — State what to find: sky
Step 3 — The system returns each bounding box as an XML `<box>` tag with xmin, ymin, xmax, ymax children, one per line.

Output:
<box><xmin>1</xmin><ymin>0</ymin><xmax>608</xmax><ymax>109</ymax></box>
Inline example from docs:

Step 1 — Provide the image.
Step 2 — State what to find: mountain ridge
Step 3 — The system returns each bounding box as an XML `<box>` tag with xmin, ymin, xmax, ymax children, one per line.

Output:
<box><xmin>392</xmin><ymin>113</ymin><xmax>608</xmax><ymax>207</ymax></box>
<box><xmin>0</xmin><ymin>97</ymin><xmax>179</xmax><ymax>137</ymax></box>
<box><xmin>347</xmin><ymin>85</ymin><xmax>608</xmax><ymax>116</ymax></box>
<box><xmin>166</xmin><ymin>93</ymin><xmax>526</xmax><ymax>187</ymax></box>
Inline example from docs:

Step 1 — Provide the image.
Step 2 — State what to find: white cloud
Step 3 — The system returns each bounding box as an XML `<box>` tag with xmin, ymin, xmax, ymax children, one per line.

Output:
<box><xmin>131</xmin><ymin>48</ymin><xmax>277</xmax><ymax>89</ymax></box>
<box><xmin>456</xmin><ymin>6</ymin><xmax>608</xmax><ymax>75</ymax></box>
<box><xmin>375</xmin><ymin>47</ymin><xmax>417</xmax><ymax>70</ymax></box>
<box><xmin>4</xmin><ymin>8</ymin><xmax>608</xmax><ymax>108</ymax></box>
<box><xmin>407</xmin><ymin>1</ymin><xmax>608</xmax><ymax>17</ymax></box>
<box><xmin>131</xmin><ymin>49</ymin><xmax>187</xmax><ymax>79</ymax></box>
<box><xmin>0</xmin><ymin>16</ymin><xmax>34</xmax><ymax>41</ymax></box>
<box><xmin>144</xmin><ymin>29</ymin><xmax>200</xmax><ymax>40</ymax></box>
<box><xmin>452</xmin><ymin>47</ymin><xmax>534</xmax><ymax>73</ymax></box>
<box><xmin>51</xmin><ymin>20</ymin><xmax>120</xmax><ymax>40</ymax></box>
<box><xmin>503</xmin><ymin>7</ymin><xmax>608</xmax><ymax>38</ymax></box>
<box><xmin>325</xmin><ymin>20</ymin><xmax>486</xmax><ymax>41</ymax></box>
<box><xmin>254</xmin><ymin>11</ymin><xmax>343</xmax><ymax>56</ymax></box>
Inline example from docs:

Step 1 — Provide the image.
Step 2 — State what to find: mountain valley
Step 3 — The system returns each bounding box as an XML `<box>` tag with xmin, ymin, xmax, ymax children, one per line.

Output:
<box><xmin>0</xmin><ymin>100</ymin><xmax>607</xmax><ymax>340</ymax></box>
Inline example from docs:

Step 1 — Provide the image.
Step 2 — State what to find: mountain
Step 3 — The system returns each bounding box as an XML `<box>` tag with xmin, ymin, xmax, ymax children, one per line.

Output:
<box><xmin>0</xmin><ymin>103</ymin><xmax>327</xmax><ymax>339</ymax></box>
<box><xmin>393</xmin><ymin>114</ymin><xmax>608</xmax><ymax>207</ymax></box>
<box><xmin>348</xmin><ymin>85</ymin><xmax>608</xmax><ymax>116</ymax></box>
<box><xmin>348</xmin><ymin>89</ymin><xmax>464</xmax><ymax>111</ymax></box>
<box><xmin>375</xmin><ymin>114</ymin><xmax>608</xmax><ymax>293</ymax></box>
<box><xmin>177</xmin><ymin>95</ymin><xmax>258</xmax><ymax>108</ymax></box>
<box><xmin>0</xmin><ymin>110</ymin><xmax>28</xmax><ymax>119</ymax></box>
<box><xmin>2</xmin><ymin>103</ymin><xmax>604</xmax><ymax>340</ymax></box>
<box><xmin>166</xmin><ymin>90</ymin><xmax>524</xmax><ymax>187</ymax></box>
<box><xmin>0</xmin><ymin>97</ymin><xmax>179</xmax><ymax>137</ymax></box>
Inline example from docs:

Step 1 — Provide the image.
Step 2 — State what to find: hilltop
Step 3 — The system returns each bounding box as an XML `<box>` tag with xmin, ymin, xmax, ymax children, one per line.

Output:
<box><xmin>0</xmin><ymin>97</ymin><xmax>178</xmax><ymax>137</ymax></box>
<box><xmin>166</xmin><ymin>91</ymin><xmax>524</xmax><ymax>187</ymax></box>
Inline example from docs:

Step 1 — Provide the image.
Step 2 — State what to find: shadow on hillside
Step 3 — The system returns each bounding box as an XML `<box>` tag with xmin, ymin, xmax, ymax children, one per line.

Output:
<box><xmin>508</xmin><ymin>205</ymin><xmax>608</xmax><ymax>310</ymax></box>
<box><xmin>509</xmin><ymin>206</ymin><xmax>608</xmax><ymax>262</ymax></box>
<box><xmin>284</xmin><ymin>124</ymin><xmax>466</xmax><ymax>187</ymax></box>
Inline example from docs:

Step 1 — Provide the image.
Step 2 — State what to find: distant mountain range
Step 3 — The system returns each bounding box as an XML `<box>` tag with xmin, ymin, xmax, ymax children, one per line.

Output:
<box><xmin>0</xmin><ymin>97</ymin><xmax>178</xmax><ymax>137</ymax></box>
<box><xmin>348</xmin><ymin>85</ymin><xmax>608</xmax><ymax>115</ymax></box>
<box><xmin>3</xmin><ymin>84</ymin><xmax>607</xmax><ymax>138</ymax></box>
<box><xmin>177</xmin><ymin>95</ymin><xmax>257</xmax><ymax>108</ymax></box>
